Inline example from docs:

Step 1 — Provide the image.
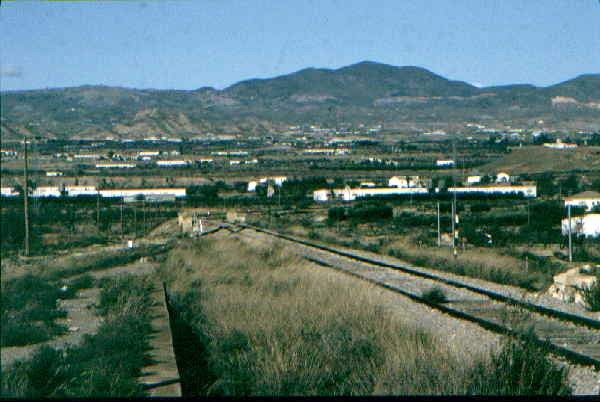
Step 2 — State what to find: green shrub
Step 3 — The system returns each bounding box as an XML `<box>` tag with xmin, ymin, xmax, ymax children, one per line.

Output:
<box><xmin>421</xmin><ymin>287</ymin><xmax>448</xmax><ymax>304</ymax></box>
<box><xmin>582</xmin><ymin>273</ymin><xmax>600</xmax><ymax>311</ymax></box>
<box><xmin>1</xmin><ymin>274</ymin><xmax>154</xmax><ymax>398</ymax></box>
<box><xmin>1</xmin><ymin>274</ymin><xmax>70</xmax><ymax>346</ymax></box>
<box><xmin>468</xmin><ymin>335</ymin><xmax>571</xmax><ymax>395</ymax></box>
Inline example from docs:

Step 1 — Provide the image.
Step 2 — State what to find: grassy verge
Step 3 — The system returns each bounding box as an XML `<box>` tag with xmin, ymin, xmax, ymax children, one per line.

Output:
<box><xmin>159</xmin><ymin>236</ymin><xmax>570</xmax><ymax>396</ymax></box>
<box><xmin>1</xmin><ymin>274</ymin><xmax>95</xmax><ymax>347</ymax></box>
<box><xmin>1</xmin><ymin>274</ymin><xmax>155</xmax><ymax>398</ymax></box>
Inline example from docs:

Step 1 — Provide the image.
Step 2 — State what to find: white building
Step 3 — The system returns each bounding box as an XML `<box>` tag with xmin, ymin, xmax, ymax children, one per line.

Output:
<box><xmin>466</xmin><ymin>175</ymin><xmax>482</xmax><ymax>185</ymax></box>
<box><xmin>46</xmin><ymin>171</ymin><xmax>64</xmax><ymax>177</ymax></box>
<box><xmin>543</xmin><ymin>139</ymin><xmax>578</xmax><ymax>149</ymax></box>
<box><xmin>156</xmin><ymin>160</ymin><xmax>190</xmax><ymax>167</ymax></box>
<box><xmin>98</xmin><ymin>188</ymin><xmax>186</xmax><ymax>198</ymax></box>
<box><xmin>247</xmin><ymin>181</ymin><xmax>258</xmax><ymax>192</ymax></box>
<box><xmin>65</xmin><ymin>186</ymin><xmax>98</xmax><ymax>197</ymax></box>
<box><xmin>32</xmin><ymin>186</ymin><xmax>61</xmax><ymax>198</ymax></box>
<box><xmin>496</xmin><ymin>172</ymin><xmax>511</xmax><ymax>183</ymax></box>
<box><xmin>436</xmin><ymin>160</ymin><xmax>455</xmax><ymax>167</ymax></box>
<box><xmin>359</xmin><ymin>181</ymin><xmax>376</xmax><ymax>188</ymax></box>
<box><xmin>314</xmin><ymin>186</ymin><xmax>428</xmax><ymax>202</ymax></box>
<box><xmin>388</xmin><ymin>176</ymin><xmax>419</xmax><ymax>188</ymax></box>
<box><xmin>138</xmin><ymin>151</ymin><xmax>160</xmax><ymax>157</ymax></box>
<box><xmin>1</xmin><ymin>187</ymin><xmax>19</xmax><ymax>197</ymax></box>
<box><xmin>272</xmin><ymin>176</ymin><xmax>287</xmax><ymax>186</ymax></box>
<box><xmin>447</xmin><ymin>184</ymin><xmax>537</xmax><ymax>198</ymax></box>
<box><xmin>561</xmin><ymin>214</ymin><xmax>600</xmax><ymax>238</ymax></box>
<box><xmin>74</xmin><ymin>154</ymin><xmax>100</xmax><ymax>159</ymax></box>
<box><xmin>564</xmin><ymin>191</ymin><xmax>600</xmax><ymax>211</ymax></box>
<box><xmin>96</xmin><ymin>163</ymin><xmax>136</xmax><ymax>169</ymax></box>
<box><xmin>229</xmin><ymin>160</ymin><xmax>241</xmax><ymax>165</ymax></box>
<box><xmin>313</xmin><ymin>189</ymin><xmax>332</xmax><ymax>202</ymax></box>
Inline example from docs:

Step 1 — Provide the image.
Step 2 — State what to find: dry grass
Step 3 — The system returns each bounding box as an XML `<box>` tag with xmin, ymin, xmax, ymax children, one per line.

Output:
<box><xmin>159</xmin><ymin>236</ymin><xmax>492</xmax><ymax>395</ymax></box>
<box><xmin>383</xmin><ymin>239</ymin><xmax>552</xmax><ymax>290</ymax></box>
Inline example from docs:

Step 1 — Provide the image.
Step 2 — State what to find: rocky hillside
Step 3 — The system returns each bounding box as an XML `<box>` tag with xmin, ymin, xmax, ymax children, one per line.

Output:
<box><xmin>2</xmin><ymin>61</ymin><xmax>599</xmax><ymax>140</ymax></box>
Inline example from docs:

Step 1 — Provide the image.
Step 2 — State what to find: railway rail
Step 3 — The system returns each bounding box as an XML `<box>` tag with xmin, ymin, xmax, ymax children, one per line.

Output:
<box><xmin>219</xmin><ymin>223</ymin><xmax>599</xmax><ymax>370</ymax></box>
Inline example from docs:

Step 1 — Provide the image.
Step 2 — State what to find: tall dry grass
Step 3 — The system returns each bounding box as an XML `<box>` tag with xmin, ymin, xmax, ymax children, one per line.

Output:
<box><xmin>384</xmin><ymin>239</ymin><xmax>553</xmax><ymax>290</ymax></box>
<box><xmin>159</xmin><ymin>236</ymin><xmax>492</xmax><ymax>395</ymax></box>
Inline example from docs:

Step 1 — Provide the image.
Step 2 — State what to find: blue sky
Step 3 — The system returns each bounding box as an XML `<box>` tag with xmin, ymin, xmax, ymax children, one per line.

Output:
<box><xmin>1</xmin><ymin>0</ymin><xmax>599</xmax><ymax>91</ymax></box>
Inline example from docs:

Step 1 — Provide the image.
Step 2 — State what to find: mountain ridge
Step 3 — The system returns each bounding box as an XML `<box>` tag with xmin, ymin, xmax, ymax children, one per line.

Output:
<box><xmin>2</xmin><ymin>61</ymin><xmax>599</xmax><ymax>140</ymax></box>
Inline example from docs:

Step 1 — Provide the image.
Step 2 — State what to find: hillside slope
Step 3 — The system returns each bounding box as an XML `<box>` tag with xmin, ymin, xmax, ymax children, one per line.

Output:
<box><xmin>2</xmin><ymin>62</ymin><xmax>599</xmax><ymax>140</ymax></box>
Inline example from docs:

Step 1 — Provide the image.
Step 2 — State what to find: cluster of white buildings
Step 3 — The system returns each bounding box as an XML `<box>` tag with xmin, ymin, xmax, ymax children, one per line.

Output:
<box><xmin>562</xmin><ymin>191</ymin><xmax>600</xmax><ymax>238</ymax></box>
<box><xmin>1</xmin><ymin>185</ymin><xmax>186</xmax><ymax>200</ymax></box>
<box><xmin>303</xmin><ymin>148</ymin><xmax>350</xmax><ymax>156</ymax></box>
<box><xmin>313</xmin><ymin>172</ymin><xmax>538</xmax><ymax>202</ymax></box>
<box><xmin>247</xmin><ymin>176</ymin><xmax>288</xmax><ymax>192</ymax></box>
<box><xmin>314</xmin><ymin>186</ymin><xmax>428</xmax><ymax>202</ymax></box>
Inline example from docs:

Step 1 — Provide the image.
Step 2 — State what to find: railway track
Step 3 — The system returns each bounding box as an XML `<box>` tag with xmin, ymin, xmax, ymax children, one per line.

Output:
<box><xmin>222</xmin><ymin>223</ymin><xmax>599</xmax><ymax>370</ymax></box>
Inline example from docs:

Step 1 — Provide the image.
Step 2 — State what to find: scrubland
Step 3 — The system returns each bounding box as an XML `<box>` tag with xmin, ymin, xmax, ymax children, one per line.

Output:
<box><xmin>159</xmin><ymin>235</ymin><xmax>570</xmax><ymax>396</ymax></box>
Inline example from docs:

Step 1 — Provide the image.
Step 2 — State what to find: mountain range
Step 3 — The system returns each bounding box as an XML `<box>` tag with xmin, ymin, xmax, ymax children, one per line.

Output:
<box><xmin>1</xmin><ymin>61</ymin><xmax>599</xmax><ymax>140</ymax></box>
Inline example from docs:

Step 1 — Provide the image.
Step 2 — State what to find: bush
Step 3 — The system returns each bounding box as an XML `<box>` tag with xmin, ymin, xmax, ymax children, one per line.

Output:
<box><xmin>421</xmin><ymin>287</ymin><xmax>448</xmax><ymax>304</ymax></box>
<box><xmin>1</xmin><ymin>274</ymin><xmax>70</xmax><ymax>346</ymax></box>
<box><xmin>582</xmin><ymin>273</ymin><xmax>600</xmax><ymax>311</ymax></box>
<box><xmin>1</xmin><ymin>275</ymin><xmax>154</xmax><ymax>398</ymax></box>
<box><xmin>468</xmin><ymin>335</ymin><xmax>571</xmax><ymax>395</ymax></box>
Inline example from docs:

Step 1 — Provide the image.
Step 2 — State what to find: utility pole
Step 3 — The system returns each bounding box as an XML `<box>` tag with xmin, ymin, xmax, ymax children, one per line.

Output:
<box><xmin>96</xmin><ymin>192</ymin><xmax>100</xmax><ymax>229</ymax></box>
<box><xmin>437</xmin><ymin>201</ymin><xmax>441</xmax><ymax>247</ymax></box>
<box><xmin>567</xmin><ymin>204</ymin><xmax>572</xmax><ymax>263</ymax></box>
<box><xmin>22</xmin><ymin>136</ymin><xmax>30</xmax><ymax>256</ymax></box>
<box><xmin>120</xmin><ymin>198</ymin><xmax>124</xmax><ymax>240</ymax></box>
<box><xmin>142</xmin><ymin>198</ymin><xmax>146</xmax><ymax>235</ymax></box>
<box><xmin>133</xmin><ymin>203</ymin><xmax>137</xmax><ymax>237</ymax></box>
<box><xmin>452</xmin><ymin>140</ymin><xmax>458</xmax><ymax>258</ymax></box>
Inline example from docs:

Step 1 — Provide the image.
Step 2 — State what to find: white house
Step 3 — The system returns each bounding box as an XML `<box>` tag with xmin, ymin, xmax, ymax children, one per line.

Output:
<box><xmin>272</xmin><ymin>176</ymin><xmax>287</xmax><ymax>186</ymax></box>
<box><xmin>1</xmin><ymin>187</ymin><xmax>19</xmax><ymax>197</ymax></box>
<box><xmin>466</xmin><ymin>175</ymin><xmax>482</xmax><ymax>185</ymax></box>
<box><xmin>564</xmin><ymin>191</ymin><xmax>600</xmax><ymax>211</ymax></box>
<box><xmin>313</xmin><ymin>189</ymin><xmax>332</xmax><ymax>202</ymax></box>
<box><xmin>229</xmin><ymin>160</ymin><xmax>241</xmax><ymax>166</ymax></box>
<box><xmin>448</xmin><ymin>184</ymin><xmax>537</xmax><ymax>198</ymax></box>
<box><xmin>98</xmin><ymin>188</ymin><xmax>186</xmax><ymax>198</ymax></box>
<box><xmin>561</xmin><ymin>214</ymin><xmax>600</xmax><ymax>238</ymax></box>
<box><xmin>360</xmin><ymin>181</ymin><xmax>376</xmax><ymax>188</ymax></box>
<box><xmin>65</xmin><ymin>186</ymin><xmax>98</xmax><ymax>197</ymax></box>
<box><xmin>46</xmin><ymin>171</ymin><xmax>64</xmax><ymax>177</ymax></box>
<box><xmin>314</xmin><ymin>186</ymin><xmax>428</xmax><ymax>202</ymax></box>
<box><xmin>496</xmin><ymin>172</ymin><xmax>511</xmax><ymax>183</ymax></box>
<box><xmin>388</xmin><ymin>176</ymin><xmax>419</xmax><ymax>188</ymax></box>
<box><xmin>32</xmin><ymin>186</ymin><xmax>61</xmax><ymax>198</ymax></box>
<box><xmin>247</xmin><ymin>181</ymin><xmax>258</xmax><ymax>192</ymax></box>
<box><xmin>436</xmin><ymin>160</ymin><xmax>455</xmax><ymax>167</ymax></box>
<box><xmin>74</xmin><ymin>154</ymin><xmax>100</xmax><ymax>159</ymax></box>
<box><xmin>96</xmin><ymin>163</ymin><xmax>136</xmax><ymax>169</ymax></box>
<box><xmin>156</xmin><ymin>160</ymin><xmax>189</xmax><ymax>167</ymax></box>
<box><xmin>138</xmin><ymin>151</ymin><xmax>160</xmax><ymax>157</ymax></box>
<box><xmin>544</xmin><ymin>139</ymin><xmax>578</xmax><ymax>149</ymax></box>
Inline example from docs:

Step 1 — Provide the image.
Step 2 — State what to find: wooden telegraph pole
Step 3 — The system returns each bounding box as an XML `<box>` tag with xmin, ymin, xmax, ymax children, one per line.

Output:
<box><xmin>567</xmin><ymin>204</ymin><xmax>573</xmax><ymax>263</ymax></box>
<box><xmin>437</xmin><ymin>201</ymin><xmax>441</xmax><ymax>247</ymax></box>
<box><xmin>23</xmin><ymin>136</ymin><xmax>30</xmax><ymax>256</ymax></box>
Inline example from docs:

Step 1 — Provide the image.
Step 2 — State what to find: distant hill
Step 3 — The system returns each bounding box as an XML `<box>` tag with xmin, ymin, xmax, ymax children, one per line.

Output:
<box><xmin>2</xmin><ymin>61</ymin><xmax>599</xmax><ymax>140</ymax></box>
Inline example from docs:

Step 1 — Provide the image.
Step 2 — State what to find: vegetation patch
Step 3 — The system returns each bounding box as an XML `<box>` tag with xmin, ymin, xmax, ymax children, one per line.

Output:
<box><xmin>582</xmin><ymin>272</ymin><xmax>600</xmax><ymax>312</ymax></box>
<box><xmin>0</xmin><ymin>274</ymin><xmax>91</xmax><ymax>347</ymax></box>
<box><xmin>160</xmin><ymin>237</ymin><xmax>571</xmax><ymax>396</ymax></box>
<box><xmin>421</xmin><ymin>287</ymin><xmax>448</xmax><ymax>304</ymax></box>
<box><xmin>1</xmin><ymin>274</ymin><xmax>155</xmax><ymax>398</ymax></box>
